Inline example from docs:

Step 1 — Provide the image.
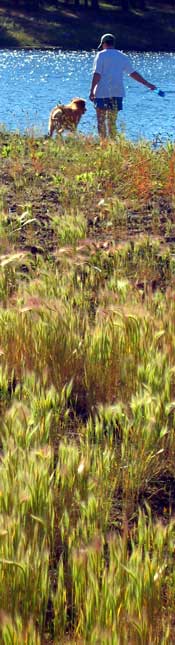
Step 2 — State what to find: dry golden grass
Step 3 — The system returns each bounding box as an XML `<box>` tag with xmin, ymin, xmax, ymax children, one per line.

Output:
<box><xmin>0</xmin><ymin>131</ymin><xmax>175</xmax><ymax>643</ymax></box>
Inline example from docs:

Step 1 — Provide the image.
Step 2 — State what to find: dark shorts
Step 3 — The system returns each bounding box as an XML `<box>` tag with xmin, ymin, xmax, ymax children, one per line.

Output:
<box><xmin>94</xmin><ymin>97</ymin><xmax>123</xmax><ymax>111</ymax></box>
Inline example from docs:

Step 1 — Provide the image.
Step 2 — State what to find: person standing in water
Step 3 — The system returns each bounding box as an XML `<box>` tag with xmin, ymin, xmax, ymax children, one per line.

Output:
<box><xmin>89</xmin><ymin>33</ymin><xmax>157</xmax><ymax>138</ymax></box>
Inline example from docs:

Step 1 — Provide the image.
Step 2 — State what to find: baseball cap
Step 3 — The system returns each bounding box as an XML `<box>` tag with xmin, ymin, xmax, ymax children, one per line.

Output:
<box><xmin>97</xmin><ymin>33</ymin><xmax>116</xmax><ymax>50</ymax></box>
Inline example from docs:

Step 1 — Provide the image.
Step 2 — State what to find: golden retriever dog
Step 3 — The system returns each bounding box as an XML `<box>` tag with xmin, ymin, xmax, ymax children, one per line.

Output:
<box><xmin>48</xmin><ymin>97</ymin><xmax>86</xmax><ymax>137</ymax></box>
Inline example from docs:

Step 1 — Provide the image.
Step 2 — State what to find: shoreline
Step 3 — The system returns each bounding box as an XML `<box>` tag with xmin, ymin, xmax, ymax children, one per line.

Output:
<box><xmin>1</xmin><ymin>46</ymin><xmax>175</xmax><ymax>52</ymax></box>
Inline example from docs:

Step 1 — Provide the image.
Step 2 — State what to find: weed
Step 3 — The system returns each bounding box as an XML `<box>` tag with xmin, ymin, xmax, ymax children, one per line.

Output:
<box><xmin>0</xmin><ymin>131</ymin><xmax>174</xmax><ymax>642</ymax></box>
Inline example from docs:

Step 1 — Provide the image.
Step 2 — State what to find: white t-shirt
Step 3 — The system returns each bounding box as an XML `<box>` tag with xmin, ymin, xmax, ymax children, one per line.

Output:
<box><xmin>93</xmin><ymin>49</ymin><xmax>134</xmax><ymax>98</ymax></box>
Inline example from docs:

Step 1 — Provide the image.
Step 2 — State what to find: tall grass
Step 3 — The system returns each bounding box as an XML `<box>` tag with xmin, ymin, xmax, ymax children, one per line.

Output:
<box><xmin>0</xmin><ymin>130</ymin><xmax>174</xmax><ymax>642</ymax></box>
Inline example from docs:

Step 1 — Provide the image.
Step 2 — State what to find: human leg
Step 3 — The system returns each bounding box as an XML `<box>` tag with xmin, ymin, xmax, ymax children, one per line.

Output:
<box><xmin>107</xmin><ymin>107</ymin><xmax>118</xmax><ymax>138</ymax></box>
<box><xmin>96</xmin><ymin>108</ymin><xmax>107</xmax><ymax>138</ymax></box>
<box><xmin>107</xmin><ymin>98</ymin><xmax>123</xmax><ymax>138</ymax></box>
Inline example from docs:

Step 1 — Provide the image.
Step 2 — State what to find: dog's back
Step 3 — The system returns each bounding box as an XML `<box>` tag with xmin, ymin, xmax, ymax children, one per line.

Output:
<box><xmin>48</xmin><ymin>98</ymin><xmax>86</xmax><ymax>137</ymax></box>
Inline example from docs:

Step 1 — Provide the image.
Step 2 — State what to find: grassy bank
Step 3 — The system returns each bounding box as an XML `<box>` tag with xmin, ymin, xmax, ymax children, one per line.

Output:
<box><xmin>0</xmin><ymin>130</ymin><xmax>175</xmax><ymax>643</ymax></box>
<box><xmin>1</xmin><ymin>1</ymin><xmax>175</xmax><ymax>50</ymax></box>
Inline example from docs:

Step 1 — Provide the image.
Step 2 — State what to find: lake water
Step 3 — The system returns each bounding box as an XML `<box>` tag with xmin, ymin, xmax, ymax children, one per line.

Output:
<box><xmin>0</xmin><ymin>49</ymin><xmax>175</xmax><ymax>142</ymax></box>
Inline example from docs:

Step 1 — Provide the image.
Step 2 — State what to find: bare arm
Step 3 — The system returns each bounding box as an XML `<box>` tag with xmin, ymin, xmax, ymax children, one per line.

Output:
<box><xmin>89</xmin><ymin>72</ymin><xmax>101</xmax><ymax>101</ymax></box>
<box><xmin>130</xmin><ymin>71</ymin><xmax>156</xmax><ymax>91</ymax></box>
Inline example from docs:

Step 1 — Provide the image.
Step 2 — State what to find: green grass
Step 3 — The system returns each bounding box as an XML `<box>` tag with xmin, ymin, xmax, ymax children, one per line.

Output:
<box><xmin>0</xmin><ymin>129</ymin><xmax>175</xmax><ymax>642</ymax></box>
<box><xmin>0</xmin><ymin>1</ymin><xmax>175</xmax><ymax>50</ymax></box>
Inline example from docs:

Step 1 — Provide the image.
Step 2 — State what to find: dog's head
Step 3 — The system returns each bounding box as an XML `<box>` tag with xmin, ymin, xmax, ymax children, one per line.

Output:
<box><xmin>71</xmin><ymin>98</ymin><xmax>86</xmax><ymax>114</ymax></box>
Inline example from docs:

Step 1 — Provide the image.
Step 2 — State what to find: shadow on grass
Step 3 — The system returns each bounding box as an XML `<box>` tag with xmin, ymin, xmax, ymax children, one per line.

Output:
<box><xmin>0</xmin><ymin>2</ymin><xmax>175</xmax><ymax>49</ymax></box>
<box><xmin>0</xmin><ymin>25</ymin><xmax>19</xmax><ymax>47</ymax></box>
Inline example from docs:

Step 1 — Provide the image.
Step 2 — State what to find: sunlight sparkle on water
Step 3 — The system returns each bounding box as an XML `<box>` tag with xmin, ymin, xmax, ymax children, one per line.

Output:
<box><xmin>0</xmin><ymin>49</ymin><xmax>174</xmax><ymax>141</ymax></box>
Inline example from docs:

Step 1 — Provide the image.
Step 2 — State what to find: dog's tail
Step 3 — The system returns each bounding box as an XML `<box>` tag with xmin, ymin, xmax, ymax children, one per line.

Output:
<box><xmin>48</xmin><ymin>115</ymin><xmax>54</xmax><ymax>137</ymax></box>
<box><xmin>48</xmin><ymin>106</ymin><xmax>63</xmax><ymax>137</ymax></box>
<box><xmin>48</xmin><ymin>116</ymin><xmax>52</xmax><ymax>137</ymax></box>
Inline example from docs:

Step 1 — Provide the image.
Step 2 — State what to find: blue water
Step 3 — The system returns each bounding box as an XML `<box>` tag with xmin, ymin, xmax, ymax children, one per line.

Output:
<box><xmin>0</xmin><ymin>49</ymin><xmax>175</xmax><ymax>142</ymax></box>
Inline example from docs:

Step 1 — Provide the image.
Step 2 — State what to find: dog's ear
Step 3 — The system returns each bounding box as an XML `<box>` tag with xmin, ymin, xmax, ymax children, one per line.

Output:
<box><xmin>72</xmin><ymin>98</ymin><xmax>86</xmax><ymax>107</ymax></box>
